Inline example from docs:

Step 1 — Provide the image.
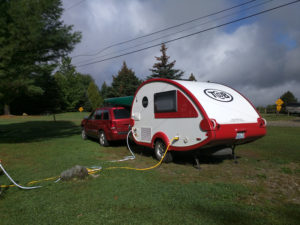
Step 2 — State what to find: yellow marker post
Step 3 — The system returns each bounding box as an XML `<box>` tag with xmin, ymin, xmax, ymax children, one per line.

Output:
<box><xmin>276</xmin><ymin>98</ymin><xmax>284</xmax><ymax>106</ymax></box>
<box><xmin>79</xmin><ymin>107</ymin><xmax>84</xmax><ymax>112</ymax></box>
<box><xmin>276</xmin><ymin>105</ymin><xmax>282</xmax><ymax>112</ymax></box>
<box><xmin>275</xmin><ymin>98</ymin><xmax>284</xmax><ymax>113</ymax></box>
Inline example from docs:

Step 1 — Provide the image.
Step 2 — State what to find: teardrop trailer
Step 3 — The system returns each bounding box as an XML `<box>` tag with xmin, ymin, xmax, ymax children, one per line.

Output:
<box><xmin>130</xmin><ymin>78</ymin><xmax>267</xmax><ymax>163</ymax></box>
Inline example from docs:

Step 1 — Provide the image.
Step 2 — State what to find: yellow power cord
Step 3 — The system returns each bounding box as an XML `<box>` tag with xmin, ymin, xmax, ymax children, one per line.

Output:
<box><xmin>0</xmin><ymin>168</ymin><xmax>101</xmax><ymax>188</ymax></box>
<box><xmin>106</xmin><ymin>136</ymin><xmax>179</xmax><ymax>171</ymax></box>
<box><xmin>0</xmin><ymin>137</ymin><xmax>179</xmax><ymax>188</ymax></box>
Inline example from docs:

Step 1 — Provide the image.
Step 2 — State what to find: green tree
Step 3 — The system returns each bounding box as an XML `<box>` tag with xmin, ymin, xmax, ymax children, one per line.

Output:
<box><xmin>148</xmin><ymin>43</ymin><xmax>184</xmax><ymax>80</ymax></box>
<box><xmin>100</xmin><ymin>81</ymin><xmax>110</xmax><ymax>99</ymax></box>
<box><xmin>280</xmin><ymin>91</ymin><xmax>298</xmax><ymax>112</ymax></box>
<box><xmin>87</xmin><ymin>81</ymin><xmax>103</xmax><ymax>110</ymax></box>
<box><xmin>266</xmin><ymin>104</ymin><xmax>276</xmax><ymax>114</ymax></box>
<box><xmin>280</xmin><ymin>91</ymin><xmax>298</xmax><ymax>104</ymax></box>
<box><xmin>0</xmin><ymin>0</ymin><xmax>81</xmax><ymax>115</ymax></box>
<box><xmin>108</xmin><ymin>62</ymin><xmax>142</xmax><ymax>97</ymax></box>
<box><xmin>9</xmin><ymin>71</ymin><xmax>63</xmax><ymax>115</ymax></box>
<box><xmin>188</xmin><ymin>73</ymin><xmax>197</xmax><ymax>81</ymax></box>
<box><xmin>54</xmin><ymin>57</ymin><xmax>93</xmax><ymax>111</ymax></box>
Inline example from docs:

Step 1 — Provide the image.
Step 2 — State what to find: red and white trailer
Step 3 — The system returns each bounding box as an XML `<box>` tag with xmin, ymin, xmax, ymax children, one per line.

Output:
<box><xmin>130</xmin><ymin>78</ymin><xmax>266</xmax><ymax>162</ymax></box>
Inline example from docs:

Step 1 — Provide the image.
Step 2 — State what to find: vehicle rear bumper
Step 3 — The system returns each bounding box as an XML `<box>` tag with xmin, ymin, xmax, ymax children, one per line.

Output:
<box><xmin>106</xmin><ymin>130</ymin><xmax>128</xmax><ymax>141</ymax></box>
<box><xmin>212</xmin><ymin>122</ymin><xmax>266</xmax><ymax>145</ymax></box>
<box><xmin>169</xmin><ymin>122</ymin><xmax>266</xmax><ymax>151</ymax></box>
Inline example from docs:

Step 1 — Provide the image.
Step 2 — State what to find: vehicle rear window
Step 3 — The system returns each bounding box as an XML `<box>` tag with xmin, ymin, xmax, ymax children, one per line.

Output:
<box><xmin>113</xmin><ymin>109</ymin><xmax>130</xmax><ymax>119</ymax></box>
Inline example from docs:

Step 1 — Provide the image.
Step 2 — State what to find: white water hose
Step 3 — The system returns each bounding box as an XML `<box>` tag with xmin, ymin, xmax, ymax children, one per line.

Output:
<box><xmin>0</xmin><ymin>135</ymin><xmax>178</xmax><ymax>190</ymax></box>
<box><xmin>0</xmin><ymin>162</ymin><xmax>102</xmax><ymax>190</ymax></box>
<box><xmin>0</xmin><ymin>161</ymin><xmax>42</xmax><ymax>190</ymax></box>
<box><xmin>109</xmin><ymin>129</ymin><xmax>136</xmax><ymax>162</ymax></box>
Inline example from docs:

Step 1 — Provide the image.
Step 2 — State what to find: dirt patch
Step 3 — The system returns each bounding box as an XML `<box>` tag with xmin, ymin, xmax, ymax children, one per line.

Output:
<box><xmin>96</xmin><ymin>143</ymin><xmax>300</xmax><ymax>205</ymax></box>
<box><xmin>239</xmin><ymin>149</ymin><xmax>262</xmax><ymax>159</ymax></box>
<box><xmin>244</xmin><ymin>163</ymin><xmax>300</xmax><ymax>205</ymax></box>
<box><xmin>0</xmin><ymin>115</ymin><xmax>17</xmax><ymax>119</ymax></box>
<box><xmin>268</xmin><ymin>120</ymin><xmax>300</xmax><ymax>127</ymax></box>
<box><xmin>0</xmin><ymin>115</ymin><xmax>43</xmax><ymax>120</ymax></box>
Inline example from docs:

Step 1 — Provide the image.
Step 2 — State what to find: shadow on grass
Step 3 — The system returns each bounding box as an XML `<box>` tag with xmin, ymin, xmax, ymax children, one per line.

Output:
<box><xmin>130</xmin><ymin>143</ymin><xmax>236</xmax><ymax>167</ymax></box>
<box><xmin>85</xmin><ymin>135</ymin><xmax>238</xmax><ymax>166</ymax></box>
<box><xmin>194</xmin><ymin>202</ymin><xmax>300</xmax><ymax>225</ymax></box>
<box><xmin>173</xmin><ymin>150</ymin><xmax>237</xmax><ymax>166</ymax></box>
<box><xmin>0</xmin><ymin>121</ymin><xmax>80</xmax><ymax>143</ymax></box>
<box><xmin>194</xmin><ymin>203</ymin><xmax>264</xmax><ymax>225</ymax></box>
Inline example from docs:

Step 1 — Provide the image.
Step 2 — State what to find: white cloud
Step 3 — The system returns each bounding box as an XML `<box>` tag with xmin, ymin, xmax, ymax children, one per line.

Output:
<box><xmin>62</xmin><ymin>0</ymin><xmax>300</xmax><ymax>106</ymax></box>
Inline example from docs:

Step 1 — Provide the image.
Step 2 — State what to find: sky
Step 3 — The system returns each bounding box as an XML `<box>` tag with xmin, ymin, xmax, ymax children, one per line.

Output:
<box><xmin>61</xmin><ymin>0</ymin><xmax>300</xmax><ymax>106</ymax></box>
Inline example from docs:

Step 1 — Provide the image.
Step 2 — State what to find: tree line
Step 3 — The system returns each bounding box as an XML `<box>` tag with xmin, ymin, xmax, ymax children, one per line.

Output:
<box><xmin>0</xmin><ymin>0</ymin><xmax>297</xmax><ymax>115</ymax></box>
<box><xmin>0</xmin><ymin>0</ymin><xmax>194</xmax><ymax>115</ymax></box>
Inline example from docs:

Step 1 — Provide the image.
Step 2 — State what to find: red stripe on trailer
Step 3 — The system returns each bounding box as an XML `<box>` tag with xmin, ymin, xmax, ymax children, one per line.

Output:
<box><xmin>155</xmin><ymin>90</ymin><xmax>198</xmax><ymax>118</ymax></box>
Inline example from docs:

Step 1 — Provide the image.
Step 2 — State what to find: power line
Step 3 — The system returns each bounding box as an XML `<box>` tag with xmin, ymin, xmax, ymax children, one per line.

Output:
<box><xmin>75</xmin><ymin>0</ymin><xmax>275</xmax><ymax>65</ymax></box>
<box><xmin>72</xmin><ymin>0</ymin><xmax>257</xmax><ymax>58</ymax></box>
<box><xmin>77</xmin><ymin>0</ymin><xmax>300</xmax><ymax>67</ymax></box>
<box><xmin>65</xmin><ymin>0</ymin><xmax>86</xmax><ymax>11</ymax></box>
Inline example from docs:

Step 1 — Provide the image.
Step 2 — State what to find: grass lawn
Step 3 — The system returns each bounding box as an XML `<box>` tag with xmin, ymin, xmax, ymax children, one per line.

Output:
<box><xmin>261</xmin><ymin>113</ymin><xmax>300</xmax><ymax>121</ymax></box>
<box><xmin>0</xmin><ymin>113</ymin><xmax>299</xmax><ymax>225</ymax></box>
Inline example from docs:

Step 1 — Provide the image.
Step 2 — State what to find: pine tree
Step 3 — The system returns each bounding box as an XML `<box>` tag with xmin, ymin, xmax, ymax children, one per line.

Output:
<box><xmin>188</xmin><ymin>73</ymin><xmax>197</xmax><ymax>81</ymax></box>
<box><xmin>280</xmin><ymin>91</ymin><xmax>298</xmax><ymax>104</ymax></box>
<box><xmin>280</xmin><ymin>91</ymin><xmax>298</xmax><ymax>112</ymax></box>
<box><xmin>148</xmin><ymin>43</ymin><xmax>184</xmax><ymax>80</ymax></box>
<box><xmin>108</xmin><ymin>62</ymin><xmax>142</xmax><ymax>97</ymax></box>
<box><xmin>87</xmin><ymin>82</ymin><xmax>103</xmax><ymax>110</ymax></box>
<box><xmin>0</xmin><ymin>0</ymin><xmax>81</xmax><ymax>115</ymax></box>
<box><xmin>54</xmin><ymin>57</ymin><xmax>93</xmax><ymax>111</ymax></box>
<box><xmin>100</xmin><ymin>82</ymin><xmax>109</xmax><ymax>99</ymax></box>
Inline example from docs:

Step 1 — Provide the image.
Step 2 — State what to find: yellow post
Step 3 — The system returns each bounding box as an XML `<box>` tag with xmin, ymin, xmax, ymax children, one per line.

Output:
<box><xmin>275</xmin><ymin>98</ymin><xmax>284</xmax><ymax>115</ymax></box>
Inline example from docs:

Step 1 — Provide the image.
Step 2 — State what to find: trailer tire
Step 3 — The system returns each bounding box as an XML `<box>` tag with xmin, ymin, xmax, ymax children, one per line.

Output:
<box><xmin>99</xmin><ymin>131</ymin><xmax>109</xmax><ymax>147</ymax></box>
<box><xmin>154</xmin><ymin>140</ymin><xmax>173</xmax><ymax>163</ymax></box>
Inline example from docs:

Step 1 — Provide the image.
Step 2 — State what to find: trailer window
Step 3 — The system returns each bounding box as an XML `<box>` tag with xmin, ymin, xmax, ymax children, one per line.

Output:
<box><xmin>154</xmin><ymin>90</ymin><xmax>177</xmax><ymax>113</ymax></box>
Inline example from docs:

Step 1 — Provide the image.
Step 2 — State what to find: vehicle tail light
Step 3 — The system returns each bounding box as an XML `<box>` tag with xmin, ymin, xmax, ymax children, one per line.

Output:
<box><xmin>130</xmin><ymin>118</ymin><xmax>135</xmax><ymax>127</ymax></box>
<box><xmin>110</xmin><ymin>121</ymin><xmax>117</xmax><ymax>129</ymax></box>
<box><xmin>200</xmin><ymin>118</ymin><xmax>211</xmax><ymax>131</ymax></box>
<box><xmin>200</xmin><ymin>118</ymin><xmax>218</xmax><ymax>131</ymax></box>
<box><xmin>257</xmin><ymin>118</ymin><xmax>267</xmax><ymax>127</ymax></box>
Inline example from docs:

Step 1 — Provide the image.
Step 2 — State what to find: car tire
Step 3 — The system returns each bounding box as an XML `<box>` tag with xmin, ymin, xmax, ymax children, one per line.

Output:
<box><xmin>154</xmin><ymin>140</ymin><xmax>173</xmax><ymax>163</ymax></box>
<box><xmin>81</xmin><ymin>128</ymin><xmax>87</xmax><ymax>140</ymax></box>
<box><xmin>99</xmin><ymin>131</ymin><xmax>109</xmax><ymax>147</ymax></box>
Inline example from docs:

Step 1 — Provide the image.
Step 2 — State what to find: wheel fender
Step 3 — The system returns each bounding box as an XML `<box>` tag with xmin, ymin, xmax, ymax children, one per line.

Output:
<box><xmin>151</xmin><ymin>132</ymin><xmax>169</xmax><ymax>148</ymax></box>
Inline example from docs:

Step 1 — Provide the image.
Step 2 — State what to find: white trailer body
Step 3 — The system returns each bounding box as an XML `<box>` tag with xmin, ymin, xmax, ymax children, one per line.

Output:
<box><xmin>130</xmin><ymin>79</ymin><xmax>266</xmax><ymax>152</ymax></box>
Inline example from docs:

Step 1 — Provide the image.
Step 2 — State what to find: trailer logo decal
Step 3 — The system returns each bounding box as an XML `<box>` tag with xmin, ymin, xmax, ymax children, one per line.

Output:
<box><xmin>204</xmin><ymin>89</ymin><xmax>233</xmax><ymax>102</ymax></box>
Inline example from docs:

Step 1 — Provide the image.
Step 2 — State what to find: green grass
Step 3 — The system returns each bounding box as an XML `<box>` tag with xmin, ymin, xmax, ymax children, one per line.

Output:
<box><xmin>261</xmin><ymin>113</ymin><xmax>299</xmax><ymax>121</ymax></box>
<box><xmin>0</xmin><ymin>113</ymin><xmax>299</xmax><ymax>225</ymax></box>
<box><xmin>239</xmin><ymin>126</ymin><xmax>300</xmax><ymax>163</ymax></box>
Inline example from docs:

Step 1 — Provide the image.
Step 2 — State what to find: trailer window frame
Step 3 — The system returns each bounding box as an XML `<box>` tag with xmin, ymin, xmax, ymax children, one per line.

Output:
<box><xmin>154</xmin><ymin>90</ymin><xmax>177</xmax><ymax>113</ymax></box>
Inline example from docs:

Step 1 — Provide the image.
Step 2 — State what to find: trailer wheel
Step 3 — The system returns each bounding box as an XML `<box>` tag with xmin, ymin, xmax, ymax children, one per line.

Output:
<box><xmin>99</xmin><ymin>131</ymin><xmax>109</xmax><ymax>147</ymax></box>
<box><xmin>154</xmin><ymin>140</ymin><xmax>173</xmax><ymax>163</ymax></box>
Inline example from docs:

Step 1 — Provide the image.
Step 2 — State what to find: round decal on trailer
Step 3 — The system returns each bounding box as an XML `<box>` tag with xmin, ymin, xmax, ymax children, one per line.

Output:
<box><xmin>204</xmin><ymin>89</ymin><xmax>233</xmax><ymax>102</ymax></box>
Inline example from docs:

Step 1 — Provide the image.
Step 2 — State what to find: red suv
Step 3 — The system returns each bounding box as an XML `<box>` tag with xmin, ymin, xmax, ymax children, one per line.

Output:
<box><xmin>81</xmin><ymin>107</ymin><xmax>131</xmax><ymax>146</ymax></box>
